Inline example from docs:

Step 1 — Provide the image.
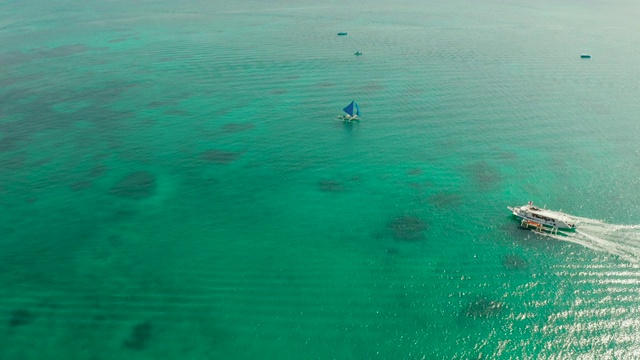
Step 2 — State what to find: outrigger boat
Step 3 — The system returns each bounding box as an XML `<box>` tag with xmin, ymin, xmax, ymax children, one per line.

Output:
<box><xmin>508</xmin><ymin>201</ymin><xmax>578</xmax><ymax>234</ymax></box>
<box><xmin>339</xmin><ymin>100</ymin><xmax>360</xmax><ymax>121</ymax></box>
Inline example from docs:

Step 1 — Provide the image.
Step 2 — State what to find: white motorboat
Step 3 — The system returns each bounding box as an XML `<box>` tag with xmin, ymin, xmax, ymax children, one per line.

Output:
<box><xmin>508</xmin><ymin>202</ymin><xmax>578</xmax><ymax>231</ymax></box>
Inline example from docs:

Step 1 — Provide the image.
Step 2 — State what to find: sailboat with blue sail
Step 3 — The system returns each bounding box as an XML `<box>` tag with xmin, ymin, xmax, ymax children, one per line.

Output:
<box><xmin>339</xmin><ymin>100</ymin><xmax>360</xmax><ymax>121</ymax></box>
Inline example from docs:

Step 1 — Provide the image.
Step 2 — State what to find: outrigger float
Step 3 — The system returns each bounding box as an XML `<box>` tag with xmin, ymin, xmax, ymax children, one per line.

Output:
<box><xmin>519</xmin><ymin>219</ymin><xmax>561</xmax><ymax>235</ymax></box>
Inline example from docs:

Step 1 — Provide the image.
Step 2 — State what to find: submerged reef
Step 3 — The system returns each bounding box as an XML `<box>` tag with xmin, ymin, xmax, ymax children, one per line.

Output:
<box><xmin>387</xmin><ymin>215</ymin><xmax>428</xmax><ymax>241</ymax></box>
<box><xmin>502</xmin><ymin>254</ymin><xmax>528</xmax><ymax>270</ymax></box>
<box><xmin>466</xmin><ymin>161</ymin><xmax>501</xmax><ymax>190</ymax></box>
<box><xmin>427</xmin><ymin>192</ymin><xmax>462</xmax><ymax>208</ymax></box>
<box><xmin>109</xmin><ymin>171</ymin><xmax>156</xmax><ymax>199</ymax></box>
<box><xmin>122</xmin><ymin>321</ymin><xmax>152</xmax><ymax>351</ymax></box>
<box><xmin>8</xmin><ymin>309</ymin><xmax>34</xmax><ymax>328</ymax></box>
<box><xmin>221</xmin><ymin>123</ymin><xmax>255</xmax><ymax>133</ymax></box>
<box><xmin>462</xmin><ymin>296</ymin><xmax>506</xmax><ymax>319</ymax></box>
<box><xmin>201</xmin><ymin>150</ymin><xmax>240</xmax><ymax>164</ymax></box>
<box><xmin>317</xmin><ymin>179</ymin><xmax>345</xmax><ymax>193</ymax></box>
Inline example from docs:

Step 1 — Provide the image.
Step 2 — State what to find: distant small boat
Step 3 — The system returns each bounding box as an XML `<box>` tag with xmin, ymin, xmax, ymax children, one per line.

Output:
<box><xmin>581</xmin><ymin>54</ymin><xmax>591</xmax><ymax>59</ymax></box>
<box><xmin>339</xmin><ymin>100</ymin><xmax>360</xmax><ymax>121</ymax></box>
<box><xmin>354</xmin><ymin>51</ymin><xmax>363</xmax><ymax>56</ymax></box>
<box><xmin>338</xmin><ymin>32</ymin><xmax>348</xmax><ymax>36</ymax></box>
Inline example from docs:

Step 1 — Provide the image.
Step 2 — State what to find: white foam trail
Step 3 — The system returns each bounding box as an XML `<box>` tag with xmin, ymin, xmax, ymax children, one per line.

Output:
<box><xmin>543</xmin><ymin>217</ymin><xmax>640</xmax><ymax>264</ymax></box>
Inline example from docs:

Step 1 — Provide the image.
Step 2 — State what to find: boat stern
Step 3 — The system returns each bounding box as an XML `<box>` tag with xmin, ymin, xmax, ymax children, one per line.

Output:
<box><xmin>565</xmin><ymin>220</ymin><xmax>579</xmax><ymax>230</ymax></box>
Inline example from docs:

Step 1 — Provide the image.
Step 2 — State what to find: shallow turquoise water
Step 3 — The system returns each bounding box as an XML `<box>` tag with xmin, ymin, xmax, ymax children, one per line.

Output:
<box><xmin>2</xmin><ymin>0</ymin><xmax>640</xmax><ymax>358</ymax></box>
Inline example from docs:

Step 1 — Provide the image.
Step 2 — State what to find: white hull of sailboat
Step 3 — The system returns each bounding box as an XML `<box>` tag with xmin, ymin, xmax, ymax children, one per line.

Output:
<box><xmin>339</xmin><ymin>115</ymin><xmax>359</xmax><ymax>121</ymax></box>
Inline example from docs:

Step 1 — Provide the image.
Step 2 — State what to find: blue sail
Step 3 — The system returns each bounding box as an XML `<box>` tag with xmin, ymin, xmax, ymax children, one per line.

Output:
<box><xmin>343</xmin><ymin>101</ymin><xmax>360</xmax><ymax>116</ymax></box>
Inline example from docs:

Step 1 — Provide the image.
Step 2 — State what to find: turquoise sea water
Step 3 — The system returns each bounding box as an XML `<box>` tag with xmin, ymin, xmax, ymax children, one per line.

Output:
<box><xmin>2</xmin><ymin>0</ymin><xmax>640</xmax><ymax>358</ymax></box>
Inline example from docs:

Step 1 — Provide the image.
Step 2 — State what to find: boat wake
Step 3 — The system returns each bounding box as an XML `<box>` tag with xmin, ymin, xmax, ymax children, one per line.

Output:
<box><xmin>545</xmin><ymin>217</ymin><xmax>640</xmax><ymax>264</ymax></box>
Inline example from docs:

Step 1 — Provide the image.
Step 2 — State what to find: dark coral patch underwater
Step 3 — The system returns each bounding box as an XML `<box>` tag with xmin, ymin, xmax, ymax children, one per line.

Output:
<box><xmin>428</xmin><ymin>192</ymin><xmax>463</xmax><ymax>208</ymax></box>
<box><xmin>502</xmin><ymin>254</ymin><xmax>528</xmax><ymax>270</ymax></box>
<box><xmin>70</xmin><ymin>179</ymin><xmax>93</xmax><ymax>192</ymax></box>
<box><xmin>109</xmin><ymin>171</ymin><xmax>156</xmax><ymax>199</ymax></box>
<box><xmin>201</xmin><ymin>150</ymin><xmax>241</xmax><ymax>164</ymax></box>
<box><xmin>220</xmin><ymin>123</ymin><xmax>255</xmax><ymax>133</ymax></box>
<box><xmin>122</xmin><ymin>320</ymin><xmax>152</xmax><ymax>351</ymax></box>
<box><xmin>387</xmin><ymin>215</ymin><xmax>428</xmax><ymax>241</ymax></box>
<box><xmin>466</xmin><ymin>161</ymin><xmax>501</xmax><ymax>190</ymax></box>
<box><xmin>461</xmin><ymin>296</ymin><xmax>506</xmax><ymax>319</ymax></box>
<box><xmin>8</xmin><ymin>309</ymin><xmax>34</xmax><ymax>328</ymax></box>
<box><xmin>317</xmin><ymin>179</ymin><xmax>345</xmax><ymax>193</ymax></box>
